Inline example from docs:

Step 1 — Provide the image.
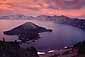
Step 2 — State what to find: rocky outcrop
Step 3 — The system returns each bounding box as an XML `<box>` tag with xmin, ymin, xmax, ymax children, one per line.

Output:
<box><xmin>0</xmin><ymin>40</ymin><xmax>39</xmax><ymax>57</ymax></box>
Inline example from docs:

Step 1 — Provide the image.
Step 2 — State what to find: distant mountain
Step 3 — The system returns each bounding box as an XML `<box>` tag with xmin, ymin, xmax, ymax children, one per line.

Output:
<box><xmin>0</xmin><ymin>14</ymin><xmax>34</xmax><ymax>19</ymax></box>
<box><xmin>53</xmin><ymin>15</ymin><xmax>85</xmax><ymax>30</ymax></box>
<box><xmin>0</xmin><ymin>14</ymin><xmax>85</xmax><ymax>30</ymax></box>
<box><xmin>35</xmin><ymin>15</ymin><xmax>85</xmax><ymax>30</ymax></box>
<box><xmin>60</xmin><ymin>18</ymin><xmax>85</xmax><ymax>30</ymax></box>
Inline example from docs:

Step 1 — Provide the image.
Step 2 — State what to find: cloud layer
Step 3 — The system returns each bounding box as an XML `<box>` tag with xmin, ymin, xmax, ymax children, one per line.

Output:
<box><xmin>0</xmin><ymin>0</ymin><xmax>85</xmax><ymax>17</ymax></box>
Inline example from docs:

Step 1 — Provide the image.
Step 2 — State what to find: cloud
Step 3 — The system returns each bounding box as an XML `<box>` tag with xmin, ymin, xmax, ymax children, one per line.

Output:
<box><xmin>0</xmin><ymin>0</ymin><xmax>84</xmax><ymax>17</ymax></box>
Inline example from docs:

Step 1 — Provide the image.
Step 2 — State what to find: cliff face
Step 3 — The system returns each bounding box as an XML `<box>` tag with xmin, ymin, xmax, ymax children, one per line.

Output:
<box><xmin>0</xmin><ymin>41</ymin><xmax>39</xmax><ymax>57</ymax></box>
<box><xmin>41</xmin><ymin>15</ymin><xmax>85</xmax><ymax>30</ymax></box>
<box><xmin>58</xmin><ymin>18</ymin><xmax>85</xmax><ymax>30</ymax></box>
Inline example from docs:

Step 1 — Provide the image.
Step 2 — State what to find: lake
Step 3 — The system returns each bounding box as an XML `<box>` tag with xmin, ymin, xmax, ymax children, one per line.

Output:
<box><xmin>0</xmin><ymin>19</ymin><xmax>84</xmax><ymax>51</ymax></box>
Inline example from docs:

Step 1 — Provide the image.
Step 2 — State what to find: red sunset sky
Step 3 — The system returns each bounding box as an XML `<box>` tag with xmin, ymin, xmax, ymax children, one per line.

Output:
<box><xmin>0</xmin><ymin>0</ymin><xmax>85</xmax><ymax>17</ymax></box>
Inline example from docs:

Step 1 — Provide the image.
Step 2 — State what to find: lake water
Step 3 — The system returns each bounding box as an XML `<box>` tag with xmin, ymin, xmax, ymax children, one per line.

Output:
<box><xmin>0</xmin><ymin>19</ymin><xmax>85</xmax><ymax>51</ymax></box>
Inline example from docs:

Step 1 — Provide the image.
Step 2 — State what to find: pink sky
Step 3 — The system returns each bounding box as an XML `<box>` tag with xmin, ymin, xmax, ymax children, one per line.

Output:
<box><xmin>0</xmin><ymin>0</ymin><xmax>85</xmax><ymax>17</ymax></box>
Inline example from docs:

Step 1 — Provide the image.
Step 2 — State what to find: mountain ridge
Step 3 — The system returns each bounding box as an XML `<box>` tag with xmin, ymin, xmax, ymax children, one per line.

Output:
<box><xmin>0</xmin><ymin>15</ymin><xmax>85</xmax><ymax>30</ymax></box>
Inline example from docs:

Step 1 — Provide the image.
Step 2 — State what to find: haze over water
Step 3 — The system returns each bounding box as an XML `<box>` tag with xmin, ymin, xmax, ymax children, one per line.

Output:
<box><xmin>0</xmin><ymin>19</ymin><xmax>84</xmax><ymax>51</ymax></box>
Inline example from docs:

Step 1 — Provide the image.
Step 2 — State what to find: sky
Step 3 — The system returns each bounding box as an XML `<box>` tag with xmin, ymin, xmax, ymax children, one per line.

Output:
<box><xmin>0</xmin><ymin>0</ymin><xmax>85</xmax><ymax>17</ymax></box>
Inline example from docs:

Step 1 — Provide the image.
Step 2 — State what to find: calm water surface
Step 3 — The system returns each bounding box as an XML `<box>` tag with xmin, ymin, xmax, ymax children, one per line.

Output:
<box><xmin>0</xmin><ymin>19</ymin><xmax>84</xmax><ymax>51</ymax></box>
